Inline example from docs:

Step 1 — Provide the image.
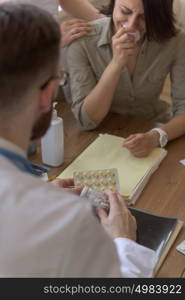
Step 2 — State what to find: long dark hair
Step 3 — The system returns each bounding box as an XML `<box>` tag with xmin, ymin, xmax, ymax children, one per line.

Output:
<box><xmin>100</xmin><ymin>0</ymin><xmax>177</xmax><ymax>42</ymax></box>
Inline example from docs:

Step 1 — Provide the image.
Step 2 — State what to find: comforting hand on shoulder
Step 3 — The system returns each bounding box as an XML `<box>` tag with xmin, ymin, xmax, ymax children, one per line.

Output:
<box><xmin>60</xmin><ymin>19</ymin><xmax>91</xmax><ymax>47</ymax></box>
<box><xmin>123</xmin><ymin>131</ymin><xmax>160</xmax><ymax>157</ymax></box>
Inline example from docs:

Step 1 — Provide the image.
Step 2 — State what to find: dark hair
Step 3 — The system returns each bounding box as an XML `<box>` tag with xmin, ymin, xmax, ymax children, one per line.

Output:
<box><xmin>0</xmin><ymin>3</ymin><xmax>61</xmax><ymax>113</ymax></box>
<box><xmin>100</xmin><ymin>0</ymin><xmax>177</xmax><ymax>42</ymax></box>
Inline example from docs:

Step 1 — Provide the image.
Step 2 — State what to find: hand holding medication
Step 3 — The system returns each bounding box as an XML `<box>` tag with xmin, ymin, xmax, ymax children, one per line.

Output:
<box><xmin>52</xmin><ymin>178</ymin><xmax>83</xmax><ymax>195</ymax></box>
<box><xmin>96</xmin><ymin>190</ymin><xmax>137</xmax><ymax>241</ymax></box>
<box><xmin>123</xmin><ymin>131</ymin><xmax>159</xmax><ymax>157</ymax></box>
<box><xmin>74</xmin><ymin>169</ymin><xmax>136</xmax><ymax>240</ymax></box>
<box><xmin>80</xmin><ymin>186</ymin><xmax>110</xmax><ymax>209</ymax></box>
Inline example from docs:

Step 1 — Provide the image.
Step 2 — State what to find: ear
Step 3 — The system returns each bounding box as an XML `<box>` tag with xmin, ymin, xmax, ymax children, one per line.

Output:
<box><xmin>38</xmin><ymin>80</ymin><xmax>57</xmax><ymax>114</ymax></box>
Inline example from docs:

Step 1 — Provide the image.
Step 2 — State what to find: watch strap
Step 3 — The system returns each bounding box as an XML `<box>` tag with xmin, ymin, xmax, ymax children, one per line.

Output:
<box><xmin>151</xmin><ymin>128</ymin><xmax>168</xmax><ymax>147</ymax></box>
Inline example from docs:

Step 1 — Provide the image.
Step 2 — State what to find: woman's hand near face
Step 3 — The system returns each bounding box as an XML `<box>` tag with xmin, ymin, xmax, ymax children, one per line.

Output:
<box><xmin>111</xmin><ymin>27</ymin><xmax>138</xmax><ymax>69</ymax></box>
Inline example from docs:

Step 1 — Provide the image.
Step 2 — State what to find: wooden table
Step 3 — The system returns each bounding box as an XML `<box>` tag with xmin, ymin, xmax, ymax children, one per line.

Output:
<box><xmin>31</xmin><ymin>101</ymin><xmax>185</xmax><ymax>278</ymax></box>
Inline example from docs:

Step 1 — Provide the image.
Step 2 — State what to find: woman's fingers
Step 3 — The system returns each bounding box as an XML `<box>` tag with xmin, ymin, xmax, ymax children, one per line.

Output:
<box><xmin>69</xmin><ymin>31</ymin><xmax>88</xmax><ymax>42</ymax></box>
<box><xmin>114</xmin><ymin>27</ymin><xmax>131</xmax><ymax>38</ymax></box>
<box><xmin>69</xmin><ymin>25</ymin><xmax>90</xmax><ymax>36</ymax></box>
<box><xmin>66</xmin><ymin>18</ymin><xmax>90</xmax><ymax>27</ymax></box>
<box><xmin>61</xmin><ymin>20</ymin><xmax>91</xmax><ymax>47</ymax></box>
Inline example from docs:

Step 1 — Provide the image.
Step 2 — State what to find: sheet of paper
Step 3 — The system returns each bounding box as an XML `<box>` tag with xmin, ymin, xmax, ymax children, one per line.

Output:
<box><xmin>180</xmin><ymin>159</ymin><xmax>185</xmax><ymax>166</ymax></box>
<box><xmin>58</xmin><ymin>134</ymin><xmax>167</xmax><ymax>197</ymax></box>
<box><xmin>176</xmin><ymin>240</ymin><xmax>185</xmax><ymax>255</ymax></box>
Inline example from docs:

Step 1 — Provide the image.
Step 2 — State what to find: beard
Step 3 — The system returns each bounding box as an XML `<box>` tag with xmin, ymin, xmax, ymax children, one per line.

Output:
<box><xmin>31</xmin><ymin>108</ymin><xmax>53</xmax><ymax>141</ymax></box>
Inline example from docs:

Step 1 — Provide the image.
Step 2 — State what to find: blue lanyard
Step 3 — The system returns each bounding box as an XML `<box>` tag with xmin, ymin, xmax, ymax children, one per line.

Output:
<box><xmin>0</xmin><ymin>148</ymin><xmax>39</xmax><ymax>176</ymax></box>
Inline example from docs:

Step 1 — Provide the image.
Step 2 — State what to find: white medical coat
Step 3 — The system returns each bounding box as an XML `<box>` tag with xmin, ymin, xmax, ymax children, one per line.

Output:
<box><xmin>0</xmin><ymin>138</ymin><xmax>157</xmax><ymax>277</ymax></box>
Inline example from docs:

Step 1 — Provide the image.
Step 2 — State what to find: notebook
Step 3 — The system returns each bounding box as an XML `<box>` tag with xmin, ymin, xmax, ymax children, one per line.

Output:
<box><xmin>129</xmin><ymin>207</ymin><xmax>183</xmax><ymax>274</ymax></box>
<box><xmin>58</xmin><ymin>134</ymin><xmax>167</xmax><ymax>204</ymax></box>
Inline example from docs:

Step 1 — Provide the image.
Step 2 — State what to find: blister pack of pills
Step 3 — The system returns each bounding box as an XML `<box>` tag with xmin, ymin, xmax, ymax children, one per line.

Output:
<box><xmin>80</xmin><ymin>186</ymin><xmax>109</xmax><ymax>210</ymax></box>
<box><xmin>73</xmin><ymin>168</ymin><xmax>120</xmax><ymax>193</ymax></box>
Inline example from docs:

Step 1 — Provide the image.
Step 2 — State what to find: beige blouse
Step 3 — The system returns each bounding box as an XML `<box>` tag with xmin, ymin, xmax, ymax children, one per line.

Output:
<box><xmin>67</xmin><ymin>17</ymin><xmax>185</xmax><ymax>129</ymax></box>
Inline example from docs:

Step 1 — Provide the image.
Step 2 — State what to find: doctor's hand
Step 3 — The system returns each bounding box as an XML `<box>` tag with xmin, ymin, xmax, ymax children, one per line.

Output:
<box><xmin>61</xmin><ymin>19</ymin><xmax>91</xmax><ymax>48</ymax></box>
<box><xmin>97</xmin><ymin>191</ymin><xmax>137</xmax><ymax>241</ymax></box>
<box><xmin>51</xmin><ymin>178</ymin><xmax>83</xmax><ymax>195</ymax></box>
<box><xmin>123</xmin><ymin>131</ymin><xmax>159</xmax><ymax>157</ymax></box>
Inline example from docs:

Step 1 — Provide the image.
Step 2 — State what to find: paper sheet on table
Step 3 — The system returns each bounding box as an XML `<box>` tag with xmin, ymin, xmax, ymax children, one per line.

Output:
<box><xmin>180</xmin><ymin>159</ymin><xmax>185</xmax><ymax>166</ymax></box>
<box><xmin>58</xmin><ymin>134</ymin><xmax>167</xmax><ymax>198</ymax></box>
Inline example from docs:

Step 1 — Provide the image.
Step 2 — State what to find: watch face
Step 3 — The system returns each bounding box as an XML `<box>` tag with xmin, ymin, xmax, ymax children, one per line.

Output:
<box><xmin>160</xmin><ymin>135</ymin><xmax>168</xmax><ymax>147</ymax></box>
<box><xmin>152</xmin><ymin>128</ymin><xmax>168</xmax><ymax>147</ymax></box>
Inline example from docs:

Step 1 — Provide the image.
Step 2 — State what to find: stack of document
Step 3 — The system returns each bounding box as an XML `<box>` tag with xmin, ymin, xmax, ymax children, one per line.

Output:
<box><xmin>58</xmin><ymin>134</ymin><xmax>167</xmax><ymax>204</ymax></box>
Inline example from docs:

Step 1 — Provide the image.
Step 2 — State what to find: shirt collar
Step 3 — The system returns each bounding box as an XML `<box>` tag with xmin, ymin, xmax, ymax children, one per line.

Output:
<box><xmin>97</xmin><ymin>17</ymin><xmax>112</xmax><ymax>47</ymax></box>
<box><xmin>0</xmin><ymin>137</ymin><xmax>26</xmax><ymax>158</ymax></box>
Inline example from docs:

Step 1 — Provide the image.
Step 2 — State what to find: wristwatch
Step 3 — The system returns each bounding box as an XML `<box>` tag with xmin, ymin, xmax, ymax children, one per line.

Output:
<box><xmin>151</xmin><ymin>128</ymin><xmax>168</xmax><ymax>148</ymax></box>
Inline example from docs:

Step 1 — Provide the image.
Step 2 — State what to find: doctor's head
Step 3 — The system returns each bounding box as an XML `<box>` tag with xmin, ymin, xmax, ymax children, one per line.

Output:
<box><xmin>0</xmin><ymin>2</ymin><xmax>61</xmax><ymax>139</ymax></box>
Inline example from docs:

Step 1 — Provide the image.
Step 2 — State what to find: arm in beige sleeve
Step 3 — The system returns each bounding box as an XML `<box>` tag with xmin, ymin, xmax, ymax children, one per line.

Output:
<box><xmin>160</xmin><ymin>32</ymin><xmax>185</xmax><ymax>141</ymax></box>
<box><xmin>161</xmin><ymin>115</ymin><xmax>185</xmax><ymax>141</ymax></box>
<box><xmin>59</xmin><ymin>0</ymin><xmax>102</xmax><ymax>20</ymax></box>
<box><xmin>83</xmin><ymin>28</ymin><xmax>134</xmax><ymax>123</ymax></box>
<box><xmin>83</xmin><ymin>62</ymin><xmax>123</xmax><ymax>122</ymax></box>
<box><xmin>67</xmin><ymin>40</ymin><xmax>123</xmax><ymax>129</ymax></box>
